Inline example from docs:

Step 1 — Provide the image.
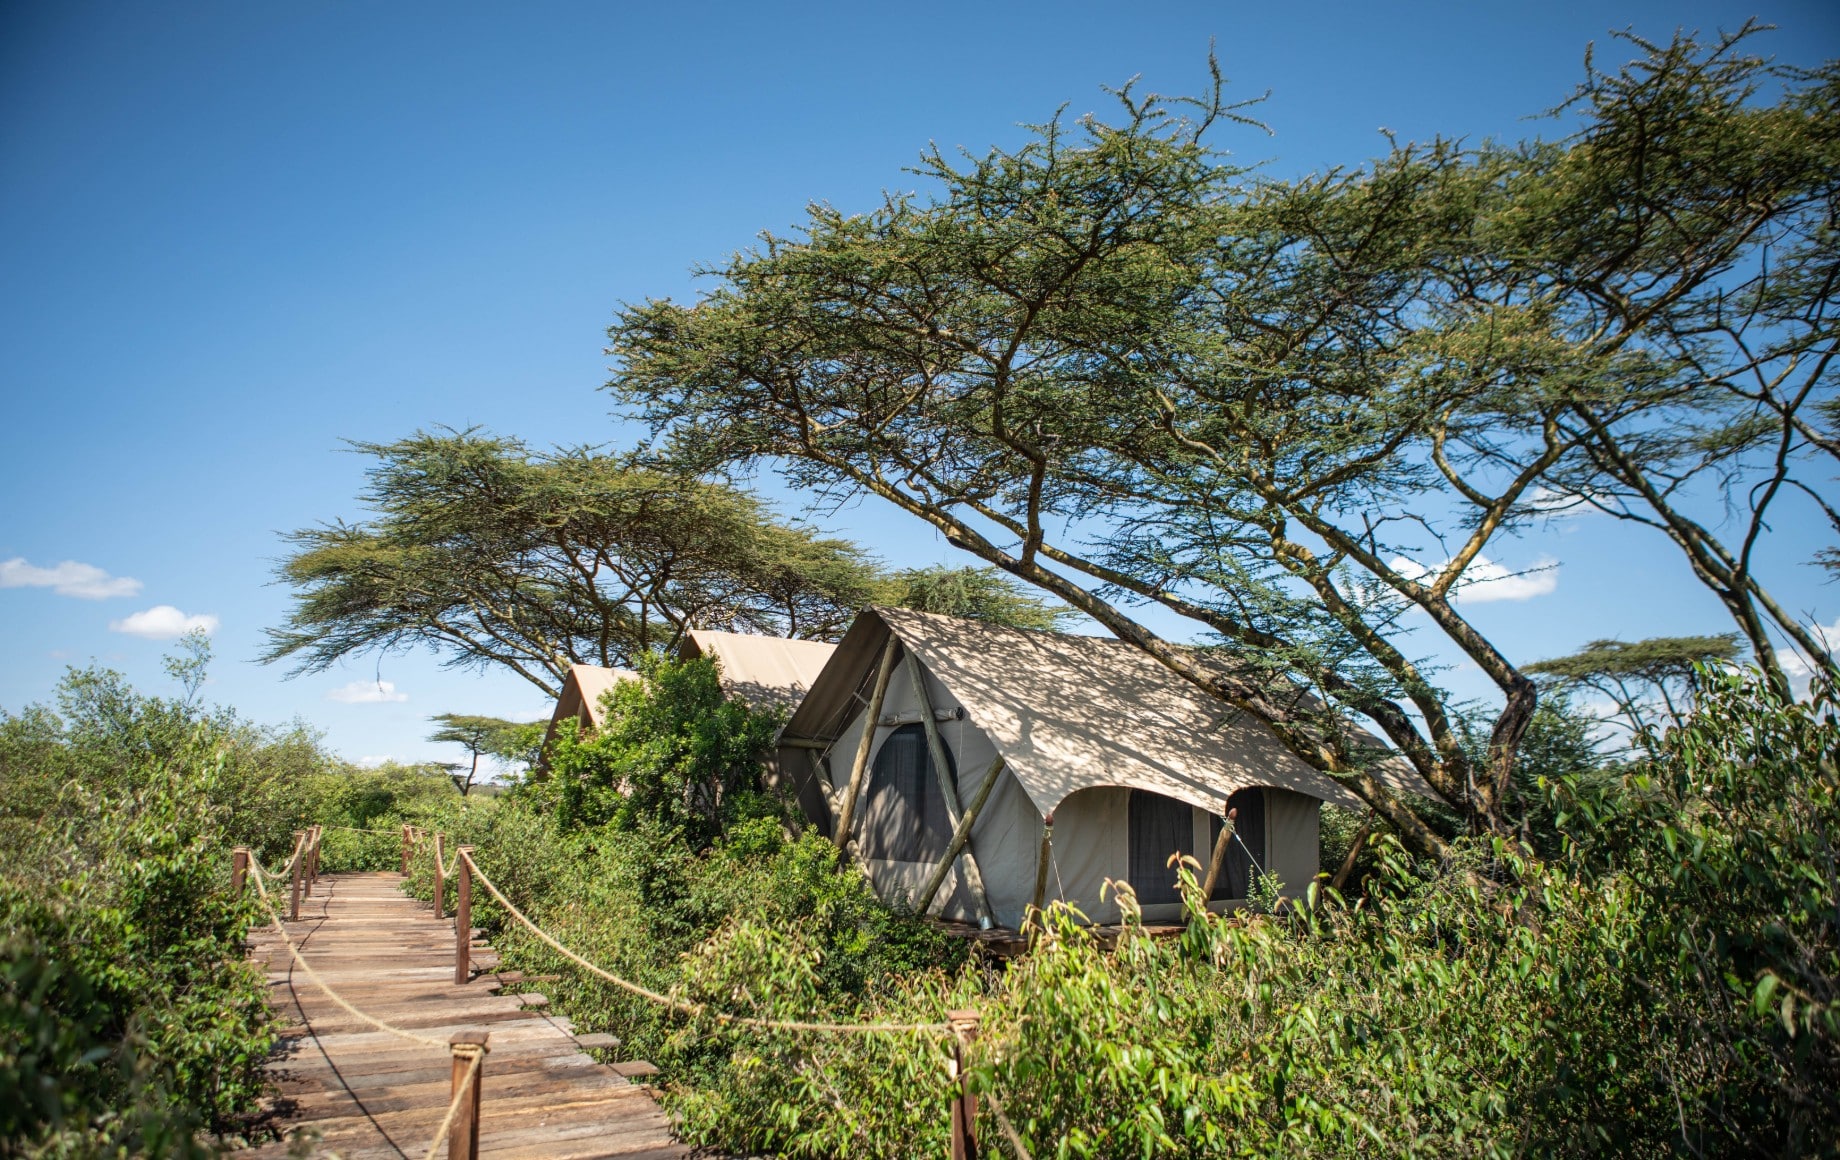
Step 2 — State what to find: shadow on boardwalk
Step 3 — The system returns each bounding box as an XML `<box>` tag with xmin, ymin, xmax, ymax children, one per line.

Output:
<box><xmin>242</xmin><ymin>871</ymin><xmax>692</xmax><ymax>1159</ymax></box>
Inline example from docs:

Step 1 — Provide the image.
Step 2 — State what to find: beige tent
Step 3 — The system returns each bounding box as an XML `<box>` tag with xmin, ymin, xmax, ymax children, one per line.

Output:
<box><xmin>540</xmin><ymin>663</ymin><xmax>638</xmax><ymax>753</ymax></box>
<box><xmin>679</xmin><ymin>630</ymin><xmax>837</xmax><ymax>713</ymax></box>
<box><xmin>780</xmin><ymin>607</ymin><xmax>1431</xmax><ymax>929</ymax></box>
<box><xmin>675</xmin><ymin>629</ymin><xmax>837</xmax><ymax>820</ymax></box>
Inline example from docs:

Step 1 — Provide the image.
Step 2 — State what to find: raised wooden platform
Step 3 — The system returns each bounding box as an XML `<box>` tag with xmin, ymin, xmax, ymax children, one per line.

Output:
<box><xmin>244</xmin><ymin>871</ymin><xmax>688</xmax><ymax>1159</ymax></box>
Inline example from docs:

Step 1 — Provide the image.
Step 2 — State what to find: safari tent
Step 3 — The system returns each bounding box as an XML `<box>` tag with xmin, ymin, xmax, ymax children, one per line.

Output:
<box><xmin>541</xmin><ymin>662</ymin><xmax>637</xmax><ymax>752</ymax></box>
<box><xmin>778</xmin><ymin>607</ymin><xmax>1428</xmax><ymax>929</ymax></box>
<box><xmin>678</xmin><ymin>629</ymin><xmax>837</xmax><ymax>713</ymax></box>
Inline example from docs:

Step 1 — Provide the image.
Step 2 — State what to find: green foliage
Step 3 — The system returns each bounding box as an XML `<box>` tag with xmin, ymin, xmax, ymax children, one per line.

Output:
<box><xmin>877</xmin><ymin>566</ymin><xmax>1074</xmax><ymax>631</ymax></box>
<box><xmin>541</xmin><ymin>654</ymin><xmax>783</xmax><ymax>848</ymax></box>
<box><xmin>0</xmin><ymin>652</ymin><xmax>303</xmax><ymax>1154</ymax></box>
<box><xmin>443</xmin><ymin>665</ymin><xmax>1834</xmax><ymax>1158</ymax></box>
<box><xmin>265</xmin><ymin>428</ymin><xmax>884</xmax><ymax>697</ymax></box>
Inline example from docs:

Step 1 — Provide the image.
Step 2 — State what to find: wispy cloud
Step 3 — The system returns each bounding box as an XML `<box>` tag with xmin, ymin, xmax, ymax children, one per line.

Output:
<box><xmin>328</xmin><ymin>680</ymin><xmax>409</xmax><ymax>704</ymax></box>
<box><xmin>1</xmin><ymin>557</ymin><xmax>142</xmax><ymax>599</ymax></box>
<box><xmin>1390</xmin><ymin>554</ymin><xmax>1559</xmax><ymax>604</ymax></box>
<box><xmin>109</xmin><ymin>605</ymin><xmax>219</xmax><ymax>639</ymax></box>
<box><xmin>1776</xmin><ymin>616</ymin><xmax>1840</xmax><ymax>695</ymax></box>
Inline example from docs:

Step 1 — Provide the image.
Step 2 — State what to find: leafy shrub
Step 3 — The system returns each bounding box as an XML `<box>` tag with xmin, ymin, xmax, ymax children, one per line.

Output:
<box><xmin>540</xmin><ymin>653</ymin><xmax>784</xmax><ymax>846</ymax></box>
<box><xmin>0</xmin><ymin>646</ymin><xmax>346</xmax><ymax>1154</ymax></box>
<box><xmin>455</xmin><ymin>666</ymin><xmax>1833</xmax><ymax>1158</ymax></box>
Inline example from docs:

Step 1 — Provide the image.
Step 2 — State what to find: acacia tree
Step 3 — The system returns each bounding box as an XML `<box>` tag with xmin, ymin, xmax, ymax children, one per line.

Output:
<box><xmin>877</xmin><ymin>565</ymin><xmax>1075</xmax><ymax>631</ymax></box>
<box><xmin>1525</xmin><ymin>634</ymin><xmax>1744</xmax><ymax>744</ymax></box>
<box><xmin>426</xmin><ymin>712</ymin><xmax>536</xmax><ymax>795</ymax></box>
<box><xmin>608</xmin><ymin>33</ymin><xmax>1837</xmax><ymax>850</ymax></box>
<box><xmin>265</xmin><ymin>430</ymin><xmax>882</xmax><ymax>697</ymax></box>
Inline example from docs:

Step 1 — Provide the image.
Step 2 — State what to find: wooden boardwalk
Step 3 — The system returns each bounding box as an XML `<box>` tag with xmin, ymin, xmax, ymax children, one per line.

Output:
<box><xmin>246</xmin><ymin>871</ymin><xmax>689</xmax><ymax>1159</ymax></box>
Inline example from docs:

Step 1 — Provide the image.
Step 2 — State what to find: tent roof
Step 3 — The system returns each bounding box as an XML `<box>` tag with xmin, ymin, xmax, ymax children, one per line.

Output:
<box><xmin>784</xmin><ymin>607</ymin><xmax>1432</xmax><ymax>816</ymax></box>
<box><xmin>547</xmin><ymin>663</ymin><xmax>637</xmax><ymax>735</ymax></box>
<box><xmin>681</xmin><ymin>630</ymin><xmax>836</xmax><ymax>713</ymax></box>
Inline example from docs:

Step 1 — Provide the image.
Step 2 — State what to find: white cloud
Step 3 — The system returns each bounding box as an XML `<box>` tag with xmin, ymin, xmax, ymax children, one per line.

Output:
<box><xmin>108</xmin><ymin>605</ymin><xmax>219</xmax><ymax>639</ymax></box>
<box><xmin>1776</xmin><ymin>616</ymin><xmax>1840</xmax><ymax>695</ymax></box>
<box><xmin>1524</xmin><ymin>486</ymin><xmax>1596</xmax><ymax>519</ymax></box>
<box><xmin>1390</xmin><ymin>554</ymin><xmax>1559</xmax><ymax>604</ymax></box>
<box><xmin>355</xmin><ymin>755</ymin><xmax>396</xmax><ymax>768</ymax></box>
<box><xmin>1</xmin><ymin>557</ymin><xmax>142</xmax><ymax>599</ymax></box>
<box><xmin>328</xmin><ymin>680</ymin><xmax>409</xmax><ymax>704</ymax></box>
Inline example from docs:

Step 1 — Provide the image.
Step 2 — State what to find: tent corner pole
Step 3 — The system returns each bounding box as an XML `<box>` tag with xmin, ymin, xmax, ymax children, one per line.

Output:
<box><xmin>832</xmin><ymin>636</ymin><xmax>901</xmax><ymax>859</ymax></box>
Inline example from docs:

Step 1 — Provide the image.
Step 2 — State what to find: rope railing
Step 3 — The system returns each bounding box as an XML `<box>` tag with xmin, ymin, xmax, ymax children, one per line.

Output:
<box><xmin>248</xmin><ymin>859</ymin><xmax>450</xmax><ymax>1049</ymax></box>
<box><xmin>260</xmin><ymin>825</ymin><xmax>1039</xmax><ymax>1159</ymax></box>
<box><xmin>243</xmin><ymin>841</ymin><xmax>494</xmax><ymax>1160</ymax></box>
<box><xmin>459</xmin><ymin>849</ymin><xmax>953</xmax><ymax>1036</ymax></box>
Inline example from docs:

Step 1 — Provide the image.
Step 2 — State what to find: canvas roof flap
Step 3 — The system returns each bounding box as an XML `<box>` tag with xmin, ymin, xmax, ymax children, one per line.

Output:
<box><xmin>680</xmin><ymin>630</ymin><xmax>837</xmax><ymax>713</ymax></box>
<box><xmin>783</xmin><ymin>607</ymin><xmax>1434</xmax><ymax>816</ymax></box>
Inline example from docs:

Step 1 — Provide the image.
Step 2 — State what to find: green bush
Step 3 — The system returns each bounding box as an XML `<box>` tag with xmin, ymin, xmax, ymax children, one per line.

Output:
<box><xmin>0</xmin><ymin>667</ymin><xmax>284</xmax><ymax>1154</ymax></box>
<box><xmin>0</xmin><ymin>642</ymin><xmax>369</xmax><ymax>1154</ymax></box>
<box><xmin>442</xmin><ymin>666</ymin><xmax>1834</xmax><ymax>1158</ymax></box>
<box><xmin>540</xmin><ymin>653</ymin><xmax>783</xmax><ymax>846</ymax></box>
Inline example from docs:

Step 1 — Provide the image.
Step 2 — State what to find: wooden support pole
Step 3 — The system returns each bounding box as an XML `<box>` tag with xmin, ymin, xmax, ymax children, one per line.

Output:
<box><xmin>832</xmin><ymin>637</ymin><xmax>901</xmax><ymax>855</ymax></box>
<box><xmin>948</xmin><ymin>1010</ymin><xmax>981</xmax><ymax>1160</ymax></box>
<box><xmin>914</xmin><ymin>756</ymin><xmax>1007</xmax><ymax>916</ymax></box>
<box><xmin>231</xmin><ymin>847</ymin><xmax>249</xmax><ymax>895</ymax></box>
<box><xmin>1029</xmin><ymin>813</ymin><xmax>1054</xmax><ymax>931</ymax></box>
<box><xmin>1198</xmin><ymin>805</ymin><xmax>1237</xmax><ymax>904</ymax></box>
<box><xmin>305</xmin><ymin>826</ymin><xmax>320</xmax><ymax>896</ymax></box>
<box><xmin>454</xmin><ymin>848</ymin><xmax>473</xmax><ymax>985</ymax></box>
<box><xmin>433</xmin><ymin>832</ymin><xmax>446</xmax><ymax>920</ymax></box>
<box><xmin>447</xmin><ymin>1031</ymin><xmax>489</xmax><ymax>1160</ymax></box>
<box><xmin>1330</xmin><ymin>817</ymin><xmax>1374</xmax><ymax>894</ymax></box>
<box><xmin>401</xmin><ymin>824</ymin><xmax>411</xmax><ymax>875</ymax></box>
<box><xmin>904</xmin><ymin>651</ymin><xmax>996</xmax><ymax>928</ymax></box>
<box><xmin>289</xmin><ymin>830</ymin><xmax>304</xmax><ymax>921</ymax></box>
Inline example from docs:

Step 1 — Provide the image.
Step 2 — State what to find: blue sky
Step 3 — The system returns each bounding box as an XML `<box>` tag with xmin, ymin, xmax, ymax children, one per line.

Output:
<box><xmin>3</xmin><ymin>0</ymin><xmax>1836</xmax><ymax>769</ymax></box>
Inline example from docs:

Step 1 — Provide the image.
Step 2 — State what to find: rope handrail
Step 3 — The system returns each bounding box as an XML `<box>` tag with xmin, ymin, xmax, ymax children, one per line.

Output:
<box><xmin>459</xmin><ymin>849</ymin><xmax>953</xmax><ymax>1036</ymax></box>
<box><xmin>320</xmin><ymin>825</ymin><xmax>404</xmax><ymax>836</ymax></box>
<box><xmin>248</xmin><ymin>860</ymin><xmax>451</xmax><ymax>1050</ymax></box>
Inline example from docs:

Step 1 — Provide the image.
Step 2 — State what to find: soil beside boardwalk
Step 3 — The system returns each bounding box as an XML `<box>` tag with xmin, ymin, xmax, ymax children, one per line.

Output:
<box><xmin>241</xmin><ymin>871</ymin><xmax>690</xmax><ymax>1159</ymax></box>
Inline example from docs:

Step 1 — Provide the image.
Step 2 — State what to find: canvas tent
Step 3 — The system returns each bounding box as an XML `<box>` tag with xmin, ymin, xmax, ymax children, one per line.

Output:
<box><xmin>679</xmin><ymin>630</ymin><xmax>837</xmax><ymax>713</ymax></box>
<box><xmin>780</xmin><ymin>607</ymin><xmax>1431</xmax><ymax>928</ymax></box>
<box><xmin>541</xmin><ymin>663</ymin><xmax>637</xmax><ymax>753</ymax></box>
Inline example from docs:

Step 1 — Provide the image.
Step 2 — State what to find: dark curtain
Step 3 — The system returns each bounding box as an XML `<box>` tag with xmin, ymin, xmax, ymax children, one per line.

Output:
<box><xmin>1128</xmin><ymin>789</ymin><xmax>1195</xmax><ymax>906</ymax></box>
<box><xmin>862</xmin><ymin>724</ymin><xmax>952</xmax><ymax>862</ymax></box>
<box><xmin>1209</xmin><ymin>787</ymin><xmax>1267</xmax><ymax>900</ymax></box>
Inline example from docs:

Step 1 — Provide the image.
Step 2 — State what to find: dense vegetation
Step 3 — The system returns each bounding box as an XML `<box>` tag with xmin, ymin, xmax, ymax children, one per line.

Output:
<box><xmin>0</xmin><ymin>639</ymin><xmax>474</xmax><ymax>1155</ymax></box>
<box><xmin>415</xmin><ymin>656</ymin><xmax>1836</xmax><ymax>1158</ymax></box>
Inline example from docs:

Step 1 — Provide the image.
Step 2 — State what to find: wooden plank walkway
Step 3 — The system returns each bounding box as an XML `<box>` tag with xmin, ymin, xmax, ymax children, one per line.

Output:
<box><xmin>245</xmin><ymin>871</ymin><xmax>689</xmax><ymax>1159</ymax></box>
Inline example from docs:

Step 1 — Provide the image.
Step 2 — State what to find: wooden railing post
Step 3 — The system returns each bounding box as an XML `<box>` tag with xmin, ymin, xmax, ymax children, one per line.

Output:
<box><xmin>231</xmin><ymin>846</ymin><xmax>249</xmax><ymax>895</ymax></box>
<box><xmin>401</xmin><ymin>824</ymin><xmax>412</xmax><ymax>875</ymax></box>
<box><xmin>454</xmin><ymin>848</ymin><xmax>473</xmax><ymax>985</ymax></box>
<box><xmin>948</xmin><ymin>1010</ymin><xmax>981</xmax><ymax>1160</ymax></box>
<box><xmin>289</xmin><ymin>830</ymin><xmax>305</xmax><ymax>921</ymax></box>
<box><xmin>447</xmin><ymin>1031</ymin><xmax>489</xmax><ymax>1160</ymax></box>
<box><xmin>433</xmin><ymin>832</ymin><xmax>446</xmax><ymax>921</ymax></box>
<box><xmin>305</xmin><ymin>826</ymin><xmax>320</xmax><ymax>897</ymax></box>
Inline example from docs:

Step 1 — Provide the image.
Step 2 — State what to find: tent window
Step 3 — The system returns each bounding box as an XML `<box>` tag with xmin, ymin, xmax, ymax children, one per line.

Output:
<box><xmin>862</xmin><ymin>723</ymin><xmax>953</xmax><ymax>863</ymax></box>
<box><xmin>1127</xmin><ymin>789</ymin><xmax>1195</xmax><ymax>906</ymax></box>
<box><xmin>1208</xmin><ymin>788</ymin><xmax>1267</xmax><ymax>901</ymax></box>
